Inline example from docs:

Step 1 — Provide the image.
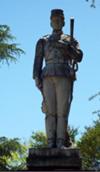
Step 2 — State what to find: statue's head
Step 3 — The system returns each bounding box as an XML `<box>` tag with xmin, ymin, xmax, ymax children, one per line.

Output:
<box><xmin>50</xmin><ymin>9</ymin><xmax>65</xmax><ymax>31</ymax></box>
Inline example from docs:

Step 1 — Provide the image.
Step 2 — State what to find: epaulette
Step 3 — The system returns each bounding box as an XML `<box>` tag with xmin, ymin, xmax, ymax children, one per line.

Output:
<box><xmin>61</xmin><ymin>34</ymin><xmax>78</xmax><ymax>45</ymax></box>
<box><xmin>61</xmin><ymin>34</ymin><xmax>72</xmax><ymax>41</ymax></box>
<box><xmin>61</xmin><ymin>34</ymin><xmax>71</xmax><ymax>41</ymax></box>
<box><xmin>42</xmin><ymin>34</ymin><xmax>50</xmax><ymax>40</ymax></box>
<box><xmin>37</xmin><ymin>35</ymin><xmax>50</xmax><ymax>44</ymax></box>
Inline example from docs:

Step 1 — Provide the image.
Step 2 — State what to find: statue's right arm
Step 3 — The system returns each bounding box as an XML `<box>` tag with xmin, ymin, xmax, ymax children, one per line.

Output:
<box><xmin>33</xmin><ymin>39</ymin><xmax>44</xmax><ymax>89</ymax></box>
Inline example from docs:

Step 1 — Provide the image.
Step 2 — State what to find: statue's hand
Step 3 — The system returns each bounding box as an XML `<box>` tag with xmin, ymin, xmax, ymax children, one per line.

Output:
<box><xmin>70</xmin><ymin>45</ymin><xmax>83</xmax><ymax>62</ymax></box>
<box><xmin>35</xmin><ymin>77</ymin><xmax>42</xmax><ymax>90</ymax></box>
<box><xmin>67</xmin><ymin>44</ymin><xmax>81</xmax><ymax>61</ymax></box>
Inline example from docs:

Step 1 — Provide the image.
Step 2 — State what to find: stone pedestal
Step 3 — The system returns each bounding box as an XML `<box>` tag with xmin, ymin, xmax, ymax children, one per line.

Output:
<box><xmin>27</xmin><ymin>148</ymin><xmax>82</xmax><ymax>170</ymax></box>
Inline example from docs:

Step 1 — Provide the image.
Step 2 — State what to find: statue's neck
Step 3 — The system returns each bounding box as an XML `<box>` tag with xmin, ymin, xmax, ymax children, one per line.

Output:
<box><xmin>52</xmin><ymin>30</ymin><xmax>63</xmax><ymax>35</ymax></box>
<box><xmin>50</xmin><ymin>30</ymin><xmax>63</xmax><ymax>41</ymax></box>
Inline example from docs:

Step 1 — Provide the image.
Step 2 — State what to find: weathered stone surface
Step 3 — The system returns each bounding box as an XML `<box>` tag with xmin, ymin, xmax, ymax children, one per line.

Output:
<box><xmin>27</xmin><ymin>148</ymin><xmax>82</xmax><ymax>170</ymax></box>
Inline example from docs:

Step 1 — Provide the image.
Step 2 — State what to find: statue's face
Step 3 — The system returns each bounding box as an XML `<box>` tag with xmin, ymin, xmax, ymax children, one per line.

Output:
<box><xmin>51</xmin><ymin>16</ymin><xmax>64</xmax><ymax>30</ymax></box>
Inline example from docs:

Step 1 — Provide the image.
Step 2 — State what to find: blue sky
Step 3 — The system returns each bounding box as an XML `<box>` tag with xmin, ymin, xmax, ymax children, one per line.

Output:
<box><xmin>0</xmin><ymin>0</ymin><xmax>100</xmax><ymax>141</ymax></box>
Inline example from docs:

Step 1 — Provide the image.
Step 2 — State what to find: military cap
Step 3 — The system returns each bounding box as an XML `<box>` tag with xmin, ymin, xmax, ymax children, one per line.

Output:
<box><xmin>50</xmin><ymin>9</ymin><xmax>64</xmax><ymax>19</ymax></box>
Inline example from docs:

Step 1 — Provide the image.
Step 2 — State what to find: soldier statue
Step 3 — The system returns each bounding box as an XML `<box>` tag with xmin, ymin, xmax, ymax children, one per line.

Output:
<box><xmin>33</xmin><ymin>9</ymin><xmax>83</xmax><ymax>148</ymax></box>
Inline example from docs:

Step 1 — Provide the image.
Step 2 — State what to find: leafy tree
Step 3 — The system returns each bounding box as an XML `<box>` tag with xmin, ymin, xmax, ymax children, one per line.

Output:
<box><xmin>0</xmin><ymin>25</ymin><xmax>24</xmax><ymax>65</ymax></box>
<box><xmin>67</xmin><ymin>126</ymin><xmax>78</xmax><ymax>143</ymax></box>
<box><xmin>29</xmin><ymin>131</ymin><xmax>47</xmax><ymax>148</ymax></box>
<box><xmin>77</xmin><ymin>114</ymin><xmax>100</xmax><ymax>170</ymax></box>
<box><xmin>0</xmin><ymin>137</ymin><xmax>27</xmax><ymax>170</ymax></box>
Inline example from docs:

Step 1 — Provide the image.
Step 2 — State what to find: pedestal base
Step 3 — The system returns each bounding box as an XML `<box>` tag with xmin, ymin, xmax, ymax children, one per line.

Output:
<box><xmin>27</xmin><ymin>148</ymin><xmax>82</xmax><ymax>170</ymax></box>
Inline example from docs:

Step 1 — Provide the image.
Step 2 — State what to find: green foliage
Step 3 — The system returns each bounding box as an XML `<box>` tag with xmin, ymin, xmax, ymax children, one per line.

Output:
<box><xmin>0</xmin><ymin>137</ymin><xmax>27</xmax><ymax>170</ymax></box>
<box><xmin>67</xmin><ymin>126</ymin><xmax>78</xmax><ymax>143</ymax></box>
<box><xmin>29</xmin><ymin>131</ymin><xmax>47</xmax><ymax>148</ymax></box>
<box><xmin>77</xmin><ymin>115</ymin><xmax>100</xmax><ymax>169</ymax></box>
<box><xmin>0</xmin><ymin>25</ymin><xmax>24</xmax><ymax>64</ymax></box>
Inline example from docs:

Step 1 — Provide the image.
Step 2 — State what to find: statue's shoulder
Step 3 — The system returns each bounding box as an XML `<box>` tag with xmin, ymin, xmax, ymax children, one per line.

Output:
<box><xmin>36</xmin><ymin>35</ymin><xmax>49</xmax><ymax>45</ymax></box>
<box><xmin>61</xmin><ymin>34</ymin><xmax>78</xmax><ymax>45</ymax></box>
<box><xmin>61</xmin><ymin>34</ymin><xmax>71</xmax><ymax>42</ymax></box>
<box><xmin>42</xmin><ymin>34</ymin><xmax>50</xmax><ymax>41</ymax></box>
<box><xmin>37</xmin><ymin>34</ymin><xmax>50</xmax><ymax>43</ymax></box>
<box><xmin>36</xmin><ymin>34</ymin><xmax>50</xmax><ymax>47</ymax></box>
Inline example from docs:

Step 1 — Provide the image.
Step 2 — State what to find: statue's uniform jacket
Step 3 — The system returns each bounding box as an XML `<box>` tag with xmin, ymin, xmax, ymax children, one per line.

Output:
<box><xmin>33</xmin><ymin>33</ymin><xmax>82</xmax><ymax>79</ymax></box>
<box><xmin>33</xmin><ymin>32</ymin><xmax>83</xmax><ymax>146</ymax></box>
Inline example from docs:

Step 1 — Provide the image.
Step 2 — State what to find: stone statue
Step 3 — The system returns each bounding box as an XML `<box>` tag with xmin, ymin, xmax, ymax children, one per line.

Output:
<box><xmin>33</xmin><ymin>9</ymin><xmax>83</xmax><ymax>148</ymax></box>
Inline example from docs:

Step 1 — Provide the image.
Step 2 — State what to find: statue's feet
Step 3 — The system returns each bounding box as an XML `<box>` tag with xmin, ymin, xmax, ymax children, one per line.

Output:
<box><xmin>57</xmin><ymin>145</ymin><xmax>67</xmax><ymax>149</ymax></box>
<box><xmin>48</xmin><ymin>143</ymin><xmax>56</xmax><ymax>148</ymax></box>
<box><xmin>56</xmin><ymin>138</ymin><xmax>72</xmax><ymax>149</ymax></box>
<box><xmin>47</xmin><ymin>139</ymin><xmax>56</xmax><ymax>148</ymax></box>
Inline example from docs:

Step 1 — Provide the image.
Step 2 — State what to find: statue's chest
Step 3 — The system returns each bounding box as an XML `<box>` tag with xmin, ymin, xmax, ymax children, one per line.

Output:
<box><xmin>44</xmin><ymin>38</ymin><xmax>69</xmax><ymax>58</ymax></box>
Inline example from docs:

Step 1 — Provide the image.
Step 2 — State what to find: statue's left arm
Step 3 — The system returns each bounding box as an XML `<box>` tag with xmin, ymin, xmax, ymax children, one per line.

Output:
<box><xmin>33</xmin><ymin>38</ymin><xmax>44</xmax><ymax>89</ymax></box>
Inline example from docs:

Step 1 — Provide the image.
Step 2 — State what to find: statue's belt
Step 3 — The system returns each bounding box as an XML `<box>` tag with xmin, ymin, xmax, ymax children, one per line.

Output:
<box><xmin>45</xmin><ymin>59</ymin><xmax>68</xmax><ymax>65</ymax></box>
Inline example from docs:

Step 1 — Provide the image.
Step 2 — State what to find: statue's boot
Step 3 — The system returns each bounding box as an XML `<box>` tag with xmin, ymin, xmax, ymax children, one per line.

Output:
<box><xmin>45</xmin><ymin>114</ymin><xmax>56</xmax><ymax>148</ymax></box>
<box><xmin>56</xmin><ymin>116</ymin><xmax>68</xmax><ymax>148</ymax></box>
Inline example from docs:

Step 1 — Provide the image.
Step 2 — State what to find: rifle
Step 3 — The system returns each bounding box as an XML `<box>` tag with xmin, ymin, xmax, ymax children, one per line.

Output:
<box><xmin>67</xmin><ymin>18</ymin><xmax>78</xmax><ymax>116</ymax></box>
<box><xmin>70</xmin><ymin>17</ymin><xmax>78</xmax><ymax>73</ymax></box>
<box><xmin>70</xmin><ymin>17</ymin><xmax>74</xmax><ymax>43</ymax></box>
